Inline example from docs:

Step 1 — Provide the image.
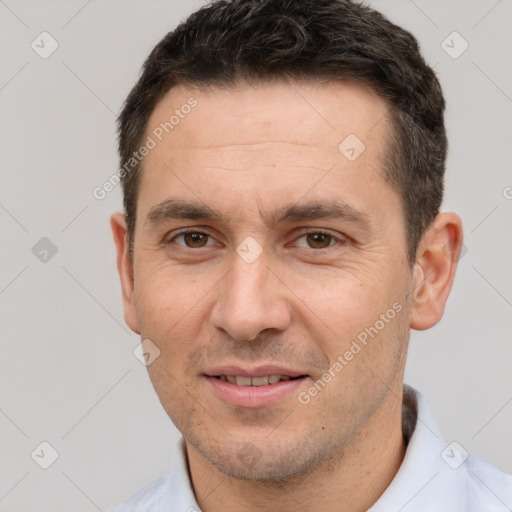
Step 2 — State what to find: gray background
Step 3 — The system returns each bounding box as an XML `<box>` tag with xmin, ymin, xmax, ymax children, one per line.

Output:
<box><xmin>1</xmin><ymin>0</ymin><xmax>511</xmax><ymax>510</ymax></box>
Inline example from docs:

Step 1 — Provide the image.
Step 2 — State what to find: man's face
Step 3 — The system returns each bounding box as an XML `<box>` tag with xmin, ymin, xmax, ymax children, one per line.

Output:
<box><xmin>125</xmin><ymin>81</ymin><xmax>414</xmax><ymax>481</ymax></box>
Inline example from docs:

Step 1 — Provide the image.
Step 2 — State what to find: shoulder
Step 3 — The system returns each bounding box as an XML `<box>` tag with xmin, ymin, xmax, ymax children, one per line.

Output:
<box><xmin>465</xmin><ymin>455</ymin><xmax>512</xmax><ymax>512</ymax></box>
<box><xmin>106</xmin><ymin>438</ymin><xmax>199</xmax><ymax>512</ymax></box>
<box><xmin>107</xmin><ymin>475</ymin><xmax>172</xmax><ymax>512</ymax></box>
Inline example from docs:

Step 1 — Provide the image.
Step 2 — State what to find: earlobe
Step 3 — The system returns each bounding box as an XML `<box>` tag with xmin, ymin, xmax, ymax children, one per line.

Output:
<box><xmin>110</xmin><ymin>212</ymin><xmax>140</xmax><ymax>334</ymax></box>
<box><xmin>409</xmin><ymin>212</ymin><xmax>463</xmax><ymax>331</ymax></box>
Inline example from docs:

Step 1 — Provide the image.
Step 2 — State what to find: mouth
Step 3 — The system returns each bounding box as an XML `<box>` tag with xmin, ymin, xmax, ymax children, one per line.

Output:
<box><xmin>203</xmin><ymin>367</ymin><xmax>309</xmax><ymax>408</ymax></box>
<box><xmin>212</xmin><ymin>374</ymin><xmax>304</xmax><ymax>387</ymax></box>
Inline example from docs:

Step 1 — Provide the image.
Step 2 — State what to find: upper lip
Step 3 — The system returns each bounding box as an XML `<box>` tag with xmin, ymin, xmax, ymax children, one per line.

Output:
<box><xmin>204</xmin><ymin>365</ymin><xmax>308</xmax><ymax>378</ymax></box>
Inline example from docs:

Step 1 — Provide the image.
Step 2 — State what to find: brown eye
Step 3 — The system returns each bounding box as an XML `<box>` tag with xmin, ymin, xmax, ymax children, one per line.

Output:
<box><xmin>184</xmin><ymin>232</ymin><xmax>208</xmax><ymax>247</ymax></box>
<box><xmin>172</xmin><ymin>231</ymin><xmax>212</xmax><ymax>248</ymax></box>
<box><xmin>305</xmin><ymin>232</ymin><xmax>333</xmax><ymax>249</ymax></box>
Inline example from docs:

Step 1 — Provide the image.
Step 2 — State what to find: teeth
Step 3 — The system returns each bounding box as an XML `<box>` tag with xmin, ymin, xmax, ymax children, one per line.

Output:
<box><xmin>235</xmin><ymin>376</ymin><xmax>252</xmax><ymax>386</ymax></box>
<box><xmin>219</xmin><ymin>374</ymin><xmax>296</xmax><ymax>386</ymax></box>
<box><xmin>251</xmin><ymin>376</ymin><xmax>269</xmax><ymax>387</ymax></box>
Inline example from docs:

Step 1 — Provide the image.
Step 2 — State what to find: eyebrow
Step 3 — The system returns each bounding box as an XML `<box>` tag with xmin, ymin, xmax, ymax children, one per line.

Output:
<box><xmin>146</xmin><ymin>198</ymin><xmax>371</xmax><ymax>230</ymax></box>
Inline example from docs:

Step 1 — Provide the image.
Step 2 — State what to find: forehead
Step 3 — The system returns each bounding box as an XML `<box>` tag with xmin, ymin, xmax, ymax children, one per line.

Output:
<box><xmin>138</xmin><ymin>80</ymin><xmax>396</xmax><ymax>226</ymax></box>
<box><xmin>145</xmin><ymin>80</ymin><xmax>389</xmax><ymax>153</ymax></box>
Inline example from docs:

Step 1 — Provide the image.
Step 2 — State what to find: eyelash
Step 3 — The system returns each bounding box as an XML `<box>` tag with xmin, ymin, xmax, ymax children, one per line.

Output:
<box><xmin>166</xmin><ymin>229</ymin><xmax>346</xmax><ymax>251</ymax></box>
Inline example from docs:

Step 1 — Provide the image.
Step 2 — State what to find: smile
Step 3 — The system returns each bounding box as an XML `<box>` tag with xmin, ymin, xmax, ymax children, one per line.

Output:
<box><xmin>206</xmin><ymin>374</ymin><xmax>308</xmax><ymax>408</ymax></box>
<box><xmin>214</xmin><ymin>375</ymin><xmax>301</xmax><ymax>386</ymax></box>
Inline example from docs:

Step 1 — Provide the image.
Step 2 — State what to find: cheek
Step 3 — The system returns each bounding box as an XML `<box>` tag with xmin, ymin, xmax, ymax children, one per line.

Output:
<box><xmin>134</xmin><ymin>265</ymin><xmax>209</xmax><ymax>354</ymax></box>
<box><xmin>294</xmin><ymin>272</ymin><xmax>377</xmax><ymax>337</ymax></box>
<box><xmin>294</xmin><ymin>264</ymin><xmax>406</xmax><ymax>363</ymax></box>
<box><xmin>135</xmin><ymin>258</ymin><xmax>212</xmax><ymax>316</ymax></box>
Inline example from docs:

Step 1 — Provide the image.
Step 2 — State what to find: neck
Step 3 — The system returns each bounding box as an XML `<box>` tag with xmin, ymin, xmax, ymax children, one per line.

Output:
<box><xmin>186</xmin><ymin>387</ymin><xmax>407</xmax><ymax>512</ymax></box>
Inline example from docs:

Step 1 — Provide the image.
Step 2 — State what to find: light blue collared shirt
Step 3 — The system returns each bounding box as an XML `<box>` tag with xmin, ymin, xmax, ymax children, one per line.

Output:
<box><xmin>108</xmin><ymin>386</ymin><xmax>512</xmax><ymax>511</ymax></box>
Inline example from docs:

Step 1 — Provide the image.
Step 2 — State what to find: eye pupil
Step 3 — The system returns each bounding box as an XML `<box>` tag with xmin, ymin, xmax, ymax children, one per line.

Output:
<box><xmin>307</xmin><ymin>233</ymin><xmax>331</xmax><ymax>249</ymax></box>
<box><xmin>185</xmin><ymin>232</ymin><xmax>208</xmax><ymax>247</ymax></box>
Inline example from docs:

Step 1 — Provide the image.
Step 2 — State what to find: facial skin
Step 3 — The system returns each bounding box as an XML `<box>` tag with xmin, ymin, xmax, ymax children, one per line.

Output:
<box><xmin>111</xmin><ymin>81</ymin><xmax>463</xmax><ymax>512</ymax></box>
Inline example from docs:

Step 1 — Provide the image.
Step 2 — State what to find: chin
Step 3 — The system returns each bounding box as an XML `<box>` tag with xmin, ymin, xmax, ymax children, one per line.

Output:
<box><xmin>196</xmin><ymin>437</ymin><xmax>334</xmax><ymax>484</ymax></box>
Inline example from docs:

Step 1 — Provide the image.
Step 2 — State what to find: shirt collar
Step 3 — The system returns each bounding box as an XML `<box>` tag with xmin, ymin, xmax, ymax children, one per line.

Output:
<box><xmin>369</xmin><ymin>384</ymin><xmax>468</xmax><ymax>511</ymax></box>
<box><xmin>166</xmin><ymin>439</ymin><xmax>201</xmax><ymax>511</ymax></box>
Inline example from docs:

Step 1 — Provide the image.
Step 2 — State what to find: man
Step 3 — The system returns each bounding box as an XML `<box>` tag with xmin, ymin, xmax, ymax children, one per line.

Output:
<box><xmin>109</xmin><ymin>0</ymin><xmax>511</xmax><ymax>510</ymax></box>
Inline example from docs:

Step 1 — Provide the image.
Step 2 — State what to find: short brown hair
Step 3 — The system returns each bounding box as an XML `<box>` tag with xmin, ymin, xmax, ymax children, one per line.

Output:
<box><xmin>118</xmin><ymin>0</ymin><xmax>446</xmax><ymax>265</ymax></box>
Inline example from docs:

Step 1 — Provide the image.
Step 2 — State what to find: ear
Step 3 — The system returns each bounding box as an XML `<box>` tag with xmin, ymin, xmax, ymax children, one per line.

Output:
<box><xmin>409</xmin><ymin>212</ymin><xmax>463</xmax><ymax>331</ymax></box>
<box><xmin>110</xmin><ymin>212</ymin><xmax>140</xmax><ymax>334</ymax></box>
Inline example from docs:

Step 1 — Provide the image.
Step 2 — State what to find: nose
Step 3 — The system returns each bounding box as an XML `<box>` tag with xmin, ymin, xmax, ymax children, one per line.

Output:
<box><xmin>209</xmin><ymin>251</ymin><xmax>291</xmax><ymax>342</ymax></box>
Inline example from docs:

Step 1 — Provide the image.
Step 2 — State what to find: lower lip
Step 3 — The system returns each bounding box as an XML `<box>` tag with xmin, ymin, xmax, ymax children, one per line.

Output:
<box><xmin>205</xmin><ymin>376</ymin><xmax>308</xmax><ymax>408</ymax></box>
